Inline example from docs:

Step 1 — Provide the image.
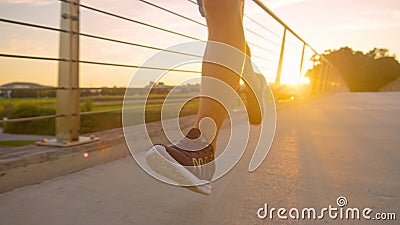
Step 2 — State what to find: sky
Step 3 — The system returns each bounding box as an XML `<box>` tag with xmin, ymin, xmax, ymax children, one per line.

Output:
<box><xmin>0</xmin><ymin>0</ymin><xmax>399</xmax><ymax>87</ymax></box>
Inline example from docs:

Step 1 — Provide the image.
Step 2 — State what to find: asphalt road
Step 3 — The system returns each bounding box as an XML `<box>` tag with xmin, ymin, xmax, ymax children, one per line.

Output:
<box><xmin>0</xmin><ymin>92</ymin><xmax>399</xmax><ymax>225</ymax></box>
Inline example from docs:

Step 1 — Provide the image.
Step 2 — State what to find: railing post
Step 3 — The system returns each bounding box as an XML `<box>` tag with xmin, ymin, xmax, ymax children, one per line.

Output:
<box><xmin>325</xmin><ymin>65</ymin><xmax>332</xmax><ymax>92</ymax></box>
<box><xmin>319</xmin><ymin>63</ymin><xmax>329</xmax><ymax>93</ymax></box>
<box><xmin>36</xmin><ymin>0</ymin><xmax>99</xmax><ymax>146</ymax></box>
<box><xmin>316</xmin><ymin>61</ymin><xmax>325</xmax><ymax>94</ymax></box>
<box><xmin>299</xmin><ymin>42</ymin><xmax>306</xmax><ymax>79</ymax></box>
<box><xmin>325</xmin><ymin>67</ymin><xmax>333</xmax><ymax>92</ymax></box>
<box><xmin>275</xmin><ymin>27</ymin><xmax>286</xmax><ymax>86</ymax></box>
<box><xmin>56</xmin><ymin>0</ymin><xmax>80</xmax><ymax>142</ymax></box>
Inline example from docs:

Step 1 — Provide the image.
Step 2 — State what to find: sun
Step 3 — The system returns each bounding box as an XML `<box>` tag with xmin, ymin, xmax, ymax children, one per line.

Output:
<box><xmin>279</xmin><ymin>48</ymin><xmax>313</xmax><ymax>85</ymax></box>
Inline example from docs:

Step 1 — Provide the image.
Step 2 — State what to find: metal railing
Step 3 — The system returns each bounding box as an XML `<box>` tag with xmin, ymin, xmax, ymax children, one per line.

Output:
<box><xmin>0</xmin><ymin>0</ymin><xmax>347</xmax><ymax>145</ymax></box>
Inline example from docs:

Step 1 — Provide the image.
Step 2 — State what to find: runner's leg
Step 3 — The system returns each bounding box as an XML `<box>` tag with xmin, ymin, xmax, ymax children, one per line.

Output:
<box><xmin>194</xmin><ymin>0</ymin><xmax>246</xmax><ymax>149</ymax></box>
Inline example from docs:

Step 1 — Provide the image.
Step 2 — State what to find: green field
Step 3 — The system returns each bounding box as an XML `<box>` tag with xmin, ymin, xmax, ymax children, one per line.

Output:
<box><xmin>0</xmin><ymin>95</ymin><xmax>199</xmax><ymax>135</ymax></box>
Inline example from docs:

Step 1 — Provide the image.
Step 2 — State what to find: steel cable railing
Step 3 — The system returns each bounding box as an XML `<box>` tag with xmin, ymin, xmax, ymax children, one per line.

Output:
<box><xmin>0</xmin><ymin>2</ymin><xmax>203</xmax><ymax>125</ymax></box>
<box><xmin>186</xmin><ymin>0</ymin><xmax>283</xmax><ymax>41</ymax></box>
<box><xmin>0</xmin><ymin>102</ymin><xmax>184</xmax><ymax>124</ymax></box>
<box><xmin>74</xmin><ymin>1</ymin><xmax>203</xmax><ymax>41</ymax></box>
<box><xmin>0</xmin><ymin>8</ymin><xmax>202</xmax><ymax>126</ymax></box>
<box><xmin>139</xmin><ymin>0</ymin><xmax>207</xmax><ymax>27</ymax></box>
<box><xmin>0</xmin><ymin>53</ymin><xmax>200</xmax><ymax>73</ymax></box>
<box><xmin>0</xmin><ymin>1</ymin><xmax>281</xmax><ymax>75</ymax></box>
<box><xmin>0</xmin><ymin>0</ymin><xmax>346</xmax><ymax>143</ymax></box>
<box><xmin>184</xmin><ymin>0</ymin><xmax>281</xmax><ymax>59</ymax></box>
<box><xmin>0</xmin><ymin>18</ymin><xmax>202</xmax><ymax>58</ymax></box>
<box><xmin>243</xmin><ymin>14</ymin><xmax>282</xmax><ymax>40</ymax></box>
<box><xmin>137</xmin><ymin>0</ymin><xmax>281</xmax><ymax>61</ymax></box>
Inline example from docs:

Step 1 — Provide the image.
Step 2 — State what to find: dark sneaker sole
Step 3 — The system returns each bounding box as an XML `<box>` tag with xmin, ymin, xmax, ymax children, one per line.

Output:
<box><xmin>145</xmin><ymin>145</ymin><xmax>212</xmax><ymax>195</ymax></box>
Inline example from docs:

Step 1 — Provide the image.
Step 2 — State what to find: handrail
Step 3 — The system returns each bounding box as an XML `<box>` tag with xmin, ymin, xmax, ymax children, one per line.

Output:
<box><xmin>252</xmin><ymin>0</ymin><xmax>317</xmax><ymax>54</ymax></box>
<box><xmin>0</xmin><ymin>53</ymin><xmax>201</xmax><ymax>73</ymax></box>
<box><xmin>251</xmin><ymin>0</ymin><xmax>341</xmax><ymax>71</ymax></box>
<box><xmin>0</xmin><ymin>0</ymin><xmax>345</xmax><ymax>130</ymax></box>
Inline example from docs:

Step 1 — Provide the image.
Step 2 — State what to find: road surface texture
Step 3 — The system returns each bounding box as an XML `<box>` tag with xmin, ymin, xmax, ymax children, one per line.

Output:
<box><xmin>0</xmin><ymin>128</ymin><xmax>54</xmax><ymax>141</ymax></box>
<box><xmin>0</xmin><ymin>92</ymin><xmax>399</xmax><ymax>225</ymax></box>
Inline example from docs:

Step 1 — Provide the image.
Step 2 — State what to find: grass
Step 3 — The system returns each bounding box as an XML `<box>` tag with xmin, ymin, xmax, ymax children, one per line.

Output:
<box><xmin>91</xmin><ymin>103</ymin><xmax>165</xmax><ymax>111</ymax></box>
<box><xmin>0</xmin><ymin>96</ymin><xmax>189</xmax><ymax>111</ymax></box>
<box><xmin>0</xmin><ymin>140</ymin><xmax>37</xmax><ymax>147</ymax></box>
<box><xmin>0</xmin><ymin>95</ymin><xmax>199</xmax><ymax>136</ymax></box>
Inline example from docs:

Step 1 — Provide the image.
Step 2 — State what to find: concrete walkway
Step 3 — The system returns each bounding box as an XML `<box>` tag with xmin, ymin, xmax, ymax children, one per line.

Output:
<box><xmin>0</xmin><ymin>93</ymin><xmax>399</xmax><ymax>225</ymax></box>
<box><xmin>0</xmin><ymin>128</ymin><xmax>54</xmax><ymax>141</ymax></box>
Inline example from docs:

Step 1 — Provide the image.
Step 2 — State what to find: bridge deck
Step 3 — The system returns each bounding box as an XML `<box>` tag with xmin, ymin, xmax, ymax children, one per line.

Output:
<box><xmin>0</xmin><ymin>93</ymin><xmax>399</xmax><ymax>224</ymax></box>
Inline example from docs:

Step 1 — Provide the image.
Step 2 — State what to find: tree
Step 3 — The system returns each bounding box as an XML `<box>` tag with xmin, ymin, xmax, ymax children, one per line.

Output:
<box><xmin>313</xmin><ymin>47</ymin><xmax>400</xmax><ymax>92</ymax></box>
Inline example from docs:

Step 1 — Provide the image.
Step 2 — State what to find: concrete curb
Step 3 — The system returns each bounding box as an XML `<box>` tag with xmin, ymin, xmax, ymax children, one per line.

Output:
<box><xmin>0</xmin><ymin>115</ymin><xmax>196</xmax><ymax>193</ymax></box>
